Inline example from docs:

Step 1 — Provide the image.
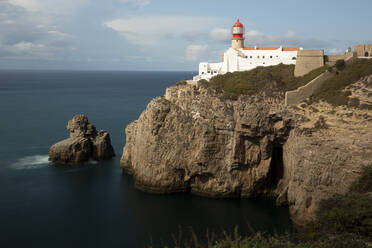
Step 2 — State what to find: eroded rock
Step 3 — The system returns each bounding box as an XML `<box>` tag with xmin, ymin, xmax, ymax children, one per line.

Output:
<box><xmin>49</xmin><ymin>114</ymin><xmax>115</xmax><ymax>164</ymax></box>
<box><xmin>121</xmin><ymin>78</ymin><xmax>372</xmax><ymax>225</ymax></box>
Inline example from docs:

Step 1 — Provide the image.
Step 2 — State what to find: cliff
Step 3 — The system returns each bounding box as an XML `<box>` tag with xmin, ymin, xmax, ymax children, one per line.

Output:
<box><xmin>120</xmin><ymin>76</ymin><xmax>372</xmax><ymax>225</ymax></box>
<box><xmin>49</xmin><ymin>114</ymin><xmax>115</xmax><ymax>164</ymax></box>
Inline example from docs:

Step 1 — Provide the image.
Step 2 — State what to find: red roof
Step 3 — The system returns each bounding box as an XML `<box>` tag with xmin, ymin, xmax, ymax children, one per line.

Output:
<box><xmin>233</xmin><ymin>19</ymin><xmax>243</xmax><ymax>27</ymax></box>
<box><xmin>243</xmin><ymin>46</ymin><xmax>300</xmax><ymax>51</ymax></box>
<box><xmin>282</xmin><ymin>47</ymin><xmax>300</xmax><ymax>51</ymax></box>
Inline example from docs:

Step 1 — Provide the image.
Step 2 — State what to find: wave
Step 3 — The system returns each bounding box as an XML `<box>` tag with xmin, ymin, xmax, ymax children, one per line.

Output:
<box><xmin>11</xmin><ymin>155</ymin><xmax>50</xmax><ymax>170</ymax></box>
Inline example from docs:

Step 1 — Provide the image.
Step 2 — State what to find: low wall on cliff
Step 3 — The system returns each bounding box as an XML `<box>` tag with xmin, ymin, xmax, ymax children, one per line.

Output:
<box><xmin>285</xmin><ymin>71</ymin><xmax>333</xmax><ymax>106</ymax></box>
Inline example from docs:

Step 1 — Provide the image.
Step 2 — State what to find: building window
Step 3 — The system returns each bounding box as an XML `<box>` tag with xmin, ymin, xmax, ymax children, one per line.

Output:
<box><xmin>250</xmin><ymin>56</ymin><xmax>252</xmax><ymax>58</ymax></box>
<box><xmin>257</xmin><ymin>56</ymin><xmax>260</xmax><ymax>58</ymax></box>
<box><xmin>365</xmin><ymin>52</ymin><xmax>369</xmax><ymax>57</ymax></box>
<box><xmin>270</xmin><ymin>56</ymin><xmax>273</xmax><ymax>59</ymax></box>
<box><xmin>263</xmin><ymin>56</ymin><xmax>265</xmax><ymax>59</ymax></box>
<box><xmin>292</xmin><ymin>57</ymin><xmax>297</xmax><ymax>60</ymax></box>
<box><xmin>208</xmin><ymin>71</ymin><xmax>211</xmax><ymax>74</ymax></box>
<box><xmin>202</xmin><ymin>72</ymin><xmax>205</xmax><ymax>74</ymax></box>
<box><xmin>276</xmin><ymin>55</ymin><xmax>278</xmax><ymax>57</ymax></box>
<box><xmin>263</xmin><ymin>62</ymin><xmax>265</xmax><ymax>64</ymax></box>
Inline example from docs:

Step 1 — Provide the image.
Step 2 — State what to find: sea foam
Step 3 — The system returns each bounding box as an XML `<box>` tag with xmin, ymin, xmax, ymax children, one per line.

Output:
<box><xmin>11</xmin><ymin>155</ymin><xmax>50</xmax><ymax>170</ymax></box>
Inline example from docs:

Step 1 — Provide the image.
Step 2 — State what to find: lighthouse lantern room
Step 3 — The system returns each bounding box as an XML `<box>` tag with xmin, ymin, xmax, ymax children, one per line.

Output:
<box><xmin>232</xmin><ymin>19</ymin><xmax>244</xmax><ymax>49</ymax></box>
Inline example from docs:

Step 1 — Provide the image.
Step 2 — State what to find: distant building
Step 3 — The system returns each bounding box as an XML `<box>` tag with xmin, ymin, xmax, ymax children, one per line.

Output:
<box><xmin>194</xmin><ymin>19</ymin><xmax>302</xmax><ymax>81</ymax></box>
<box><xmin>355</xmin><ymin>44</ymin><xmax>372</xmax><ymax>57</ymax></box>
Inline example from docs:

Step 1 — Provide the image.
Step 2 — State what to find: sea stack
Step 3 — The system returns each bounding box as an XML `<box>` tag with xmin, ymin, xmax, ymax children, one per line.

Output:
<box><xmin>49</xmin><ymin>114</ymin><xmax>115</xmax><ymax>164</ymax></box>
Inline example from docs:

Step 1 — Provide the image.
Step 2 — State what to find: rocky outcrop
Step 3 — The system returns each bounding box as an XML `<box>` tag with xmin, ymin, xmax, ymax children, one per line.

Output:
<box><xmin>120</xmin><ymin>78</ymin><xmax>372</xmax><ymax>225</ymax></box>
<box><xmin>49</xmin><ymin>114</ymin><xmax>115</xmax><ymax>164</ymax></box>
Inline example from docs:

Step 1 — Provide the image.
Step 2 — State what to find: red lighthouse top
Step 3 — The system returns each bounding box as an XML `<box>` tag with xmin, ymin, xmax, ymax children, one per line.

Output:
<box><xmin>233</xmin><ymin>18</ymin><xmax>243</xmax><ymax>27</ymax></box>
<box><xmin>232</xmin><ymin>18</ymin><xmax>244</xmax><ymax>39</ymax></box>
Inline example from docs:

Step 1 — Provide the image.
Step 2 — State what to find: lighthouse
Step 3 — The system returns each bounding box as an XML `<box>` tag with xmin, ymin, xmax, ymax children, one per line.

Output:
<box><xmin>193</xmin><ymin>18</ymin><xmax>302</xmax><ymax>81</ymax></box>
<box><xmin>232</xmin><ymin>18</ymin><xmax>244</xmax><ymax>49</ymax></box>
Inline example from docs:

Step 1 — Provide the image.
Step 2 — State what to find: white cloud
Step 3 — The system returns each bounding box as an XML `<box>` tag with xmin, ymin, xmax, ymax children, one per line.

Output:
<box><xmin>7</xmin><ymin>0</ymin><xmax>88</xmax><ymax>14</ymax></box>
<box><xmin>185</xmin><ymin>44</ymin><xmax>208</xmax><ymax>61</ymax></box>
<box><xmin>120</xmin><ymin>0</ymin><xmax>150</xmax><ymax>8</ymax></box>
<box><xmin>8</xmin><ymin>41</ymin><xmax>44</xmax><ymax>53</ymax></box>
<box><xmin>8</xmin><ymin>0</ymin><xmax>42</xmax><ymax>12</ymax></box>
<box><xmin>103</xmin><ymin>16</ymin><xmax>220</xmax><ymax>46</ymax></box>
<box><xmin>327</xmin><ymin>48</ymin><xmax>344</xmax><ymax>54</ymax></box>
<box><xmin>208</xmin><ymin>27</ymin><xmax>331</xmax><ymax>48</ymax></box>
<box><xmin>245</xmin><ymin>30</ymin><xmax>331</xmax><ymax>48</ymax></box>
<box><xmin>0</xmin><ymin>1</ymin><xmax>73</xmax><ymax>59</ymax></box>
<box><xmin>209</xmin><ymin>28</ymin><xmax>230</xmax><ymax>42</ymax></box>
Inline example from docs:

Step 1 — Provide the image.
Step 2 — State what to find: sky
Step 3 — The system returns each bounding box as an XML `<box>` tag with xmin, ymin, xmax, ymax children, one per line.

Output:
<box><xmin>0</xmin><ymin>0</ymin><xmax>371</xmax><ymax>71</ymax></box>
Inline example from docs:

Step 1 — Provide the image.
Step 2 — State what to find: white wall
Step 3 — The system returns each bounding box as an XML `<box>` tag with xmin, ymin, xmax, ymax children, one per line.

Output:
<box><xmin>196</xmin><ymin>47</ymin><xmax>300</xmax><ymax>81</ymax></box>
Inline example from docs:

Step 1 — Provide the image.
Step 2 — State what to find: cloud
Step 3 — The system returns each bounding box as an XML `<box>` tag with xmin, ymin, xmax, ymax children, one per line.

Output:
<box><xmin>185</xmin><ymin>45</ymin><xmax>208</xmax><ymax>61</ymax></box>
<box><xmin>209</xmin><ymin>28</ymin><xmax>230</xmax><ymax>42</ymax></box>
<box><xmin>245</xmin><ymin>30</ymin><xmax>332</xmax><ymax>48</ymax></box>
<box><xmin>327</xmin><ymin>48</ymin><xmax>345</xmax><ymax>54</ymax></box>
<box><xmin>7</xmin><ymin>0</ymin><xmax>88</xmax><ymax>14</ymax></box>
<box><xmin>0</xmin><ymin>1</ymin><xmax>73</xmax><ymax>59</ymax></box>
<box><xmin>208</xmin><ymin>27</ymin><xmax>332</xmax><ymax>49</ymax></box>
<box><xmin>120</xmin><ymin>0</ymin><xmax>150</xmax><ymax>8</ymax></box>
<box><xmin>103</xmin><ymin>16</ymin><xmax>220</xmax><ymax>46</ymax></box>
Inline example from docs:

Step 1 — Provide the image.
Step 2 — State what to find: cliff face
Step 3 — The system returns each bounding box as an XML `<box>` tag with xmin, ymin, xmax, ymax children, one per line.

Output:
<box><xmin>120</xmin><ymin>78</ymin><xmax>372</xmax><ymax>224</ymax></box>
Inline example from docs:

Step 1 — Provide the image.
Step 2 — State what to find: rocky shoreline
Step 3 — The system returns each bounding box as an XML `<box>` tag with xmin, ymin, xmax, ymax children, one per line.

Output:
<box><xmin>120</xmin><ymin>76</ymin><xmax>372</xmax><ymax>225</ymax></box>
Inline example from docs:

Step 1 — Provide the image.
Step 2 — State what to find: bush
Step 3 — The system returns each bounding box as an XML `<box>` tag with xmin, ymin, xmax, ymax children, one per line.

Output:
<box><xmin>312</xmin><ymin>59</ymin><xmax>372</xmax><ymax>106</ymax></box>
<box><xmin>176</xmin><ymin>80</ymin><xmax>188</xmax><ymax>86</ymax></box>
<box><xmin>335</xmin><ymin>59</ymin><xmax>346</xmax><ymax>71</ymax></box>
<box><xmin>203</xmin><ymin>63</ymin><xmax>329</xmax><ymax>96</ymax></box>
<box><xmin>349</xmin><ymin>165</ymin><xmax>372</xmax><ymax>193</ymax></box>
<box><xmin>302</xmin><ymin>165</ymin><xmax>372</xmax><ymax>242</ymax></box>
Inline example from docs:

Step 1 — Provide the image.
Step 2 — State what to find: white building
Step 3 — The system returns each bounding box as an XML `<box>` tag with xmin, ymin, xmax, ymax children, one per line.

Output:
<box><xmin>194</xmin><ymin>19</ymin><xmax>302</xmax><ymax>81</ymax></box>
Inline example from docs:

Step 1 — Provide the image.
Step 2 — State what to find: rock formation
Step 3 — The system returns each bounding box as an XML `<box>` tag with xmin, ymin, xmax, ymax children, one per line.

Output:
<box><xmin>120</xmin><ymin>77</ymin><xmax>372</xmax><ymax>225</ymax></box>
<box><xmin>49</xmin><ymin>114</ymin><xmax>115</xmax><ymax>164</ymax></box>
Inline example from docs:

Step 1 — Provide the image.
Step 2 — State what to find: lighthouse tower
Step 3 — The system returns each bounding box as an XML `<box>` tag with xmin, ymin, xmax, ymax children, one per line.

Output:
<box><xmin>232</xmin><ymin>19</ymin><xmax>244</xmax><ymax>49</ymax></box>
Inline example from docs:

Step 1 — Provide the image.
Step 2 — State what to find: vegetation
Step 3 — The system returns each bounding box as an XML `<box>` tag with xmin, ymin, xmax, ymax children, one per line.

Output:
<box><xmin>195</xmin><ymin>58</ymin><xmax>372</xmax><ymax>108</ymax></box>
<box><xmin>200</xmin><ymin>64</ymin><xmax>329</xmax><ymax>96</ymax></box>
<box><xmin>176</xmin><ymin>80</ymin><xmax>188</xmax><ymax>86</ymax></box>
<box><xmin>153</xmin><ymin>165</ymin><xmax>372</xmax><ymax>248</ymax></box>
<box><xmin>335</xmin><ymin>59</ymin><xmax>346</xmax><ymax>71</ymax></box>
<box><xmin>301</xmin><ymin>165</ymin><xmax>372</xmax><ymax>243</ymax></box>
<box><xmin>311</xmin><ymin>59</ymin><xmax>372</xmax><ymax>106</ymax></box>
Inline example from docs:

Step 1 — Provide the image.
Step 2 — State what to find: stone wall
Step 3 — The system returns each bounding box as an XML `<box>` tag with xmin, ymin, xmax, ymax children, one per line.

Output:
<box><xmin>355</xmin><ymin>44</ymin><xmax>372</xmax><ymax>57</ymax></box>
<box><xmin>285</xmin><ymin>71</ymin><xmax>333</xmax><ymax>106</ymax></box>
<box><xmin>294</xmin><ymin>50</ymin><xmax>325</xmax><ymax>77</ymax></box>
<box><xmin>325</xmin><ymin>51</ymin><xmax>356</xmax><ymax>65</ymax></box>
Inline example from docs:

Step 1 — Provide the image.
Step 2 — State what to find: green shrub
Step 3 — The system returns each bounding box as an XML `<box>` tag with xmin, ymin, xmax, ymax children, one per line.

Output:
<box><xmin>335</xmin><ymin>59</ymin><xmax>346</xmax><ymax>71</ymax></box>
<box><xmin>312</xmin><ymin>59</ymin><xmax>372</xmax><ymax>106</ymax></box>
<box><xmin>203</xmin><ymin>63</ymin><xmax>329</xmax><ymax>96</ymax></box>
<box><xmin>302</xmin><ymin>165</ymin><xmax>372</xmax><ymax>242</ymax></box>
<box><xmin>349</xmin><ymin>165</ymin><xmax>372</xmax><ymax>193</ymax></box>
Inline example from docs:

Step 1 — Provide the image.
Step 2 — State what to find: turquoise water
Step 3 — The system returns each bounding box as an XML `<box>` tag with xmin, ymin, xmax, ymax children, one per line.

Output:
<box><xmin>0</xmin><ymin>71</ymin><xmax>292</xmax><ymax>247</ymax></box>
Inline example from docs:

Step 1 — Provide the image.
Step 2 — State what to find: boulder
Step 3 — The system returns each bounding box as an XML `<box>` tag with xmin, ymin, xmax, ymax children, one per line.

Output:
<box><xmin>49</xmin><ymin>114</ymin><xmax>115</xmax><ymax>164</ymax></box>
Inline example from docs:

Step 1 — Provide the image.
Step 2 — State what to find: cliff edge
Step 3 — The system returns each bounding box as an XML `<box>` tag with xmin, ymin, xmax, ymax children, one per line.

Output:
<box><xmin>120</xmin><ymin>75</ymin><xmax>372</xmax><ymax>225</ymax></box>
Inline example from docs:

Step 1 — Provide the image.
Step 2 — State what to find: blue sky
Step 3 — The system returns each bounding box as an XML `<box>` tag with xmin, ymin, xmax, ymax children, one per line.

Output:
<box><xmin>0</xmin><ymin>0</ymin><xmax>371</xmax><ymax>71</ymax></box>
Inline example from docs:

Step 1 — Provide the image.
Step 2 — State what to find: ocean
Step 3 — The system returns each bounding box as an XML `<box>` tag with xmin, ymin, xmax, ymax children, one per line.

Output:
<box><xmin>0</xmin><ymin>70</ymin><xmax>291</xmax><ymax>247</ymax></box>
